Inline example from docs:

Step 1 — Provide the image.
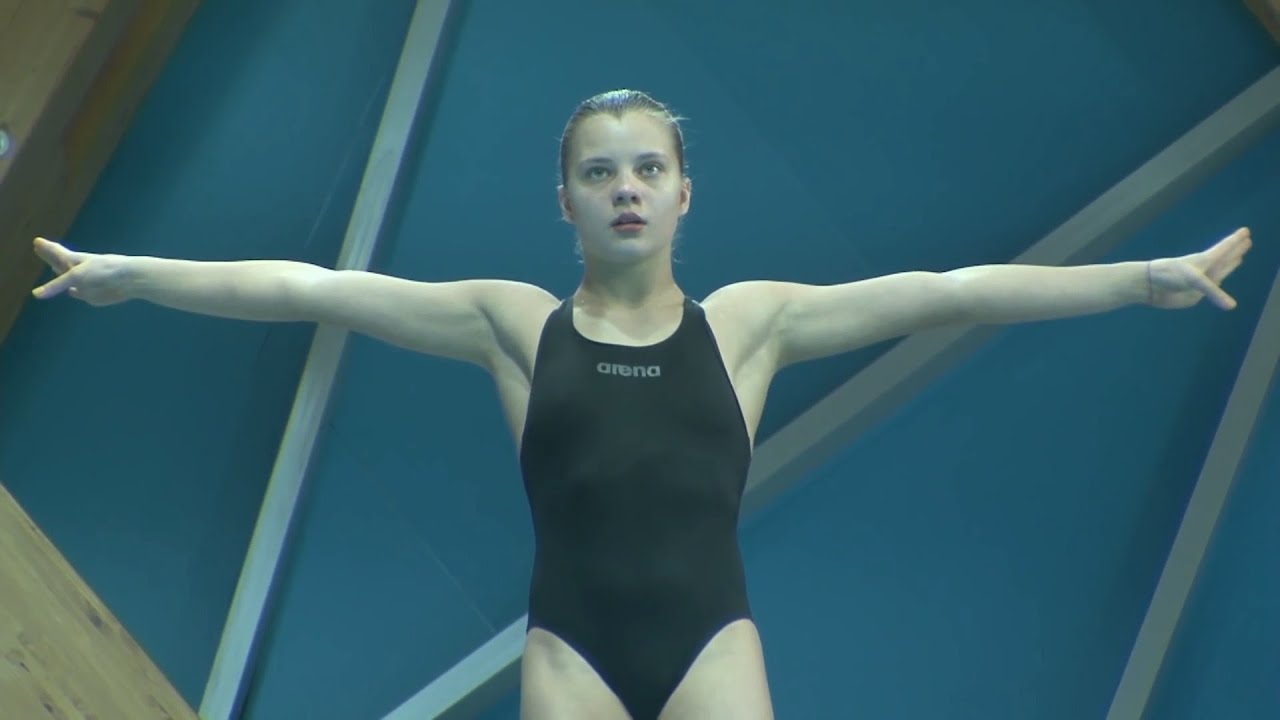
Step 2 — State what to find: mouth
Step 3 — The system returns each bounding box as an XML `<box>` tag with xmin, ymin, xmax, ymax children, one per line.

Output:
<box><xmin>611</xmin><ymin>213</ymin><xmax>646</xmax><ymax>231</ymax></box>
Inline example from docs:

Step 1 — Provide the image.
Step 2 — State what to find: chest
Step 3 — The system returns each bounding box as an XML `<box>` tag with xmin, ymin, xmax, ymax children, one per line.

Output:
<box><xmin>523</xmin><ymin>337</ymin><xmax>744</xmax><ymax>454</ymax></box>
<box><xmin>493</xmin><ymin>300</ymin><xmax>773</xmax><ymax>454</ymax></box>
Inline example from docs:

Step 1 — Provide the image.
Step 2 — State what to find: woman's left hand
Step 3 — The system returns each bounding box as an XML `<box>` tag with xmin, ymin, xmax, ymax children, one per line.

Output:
<box><xmin>1148</xmin><ymin>227</ymin><xmax>1253</xmax><ymax>310</ymax></box>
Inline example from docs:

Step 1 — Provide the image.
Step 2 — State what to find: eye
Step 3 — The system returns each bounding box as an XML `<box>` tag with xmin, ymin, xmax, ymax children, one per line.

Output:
<box><xmin>640</xmin><ymin>162</ymin><xmax>663</xmax><ymax>177</ymax></box>
<box><xmin>585</xmin><ymin>166</ymin><xmax>610</xmax><ymax>181</ymax></box>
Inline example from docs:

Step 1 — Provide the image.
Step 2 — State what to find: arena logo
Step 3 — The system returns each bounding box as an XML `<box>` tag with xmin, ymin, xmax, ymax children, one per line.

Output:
<box><xmin>596</xmin><ymin>362</ymin><xmax>662</xmax><ymax>378</ymax></box>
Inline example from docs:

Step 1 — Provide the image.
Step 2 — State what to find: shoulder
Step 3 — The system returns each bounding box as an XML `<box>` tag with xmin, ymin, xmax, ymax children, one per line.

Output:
<box><xmin>479</xmin><ymin>279</ymin><xmax>561</xmax><ymax>327</ymax></box>
<box><xmin>473</xmin><ymin>280</ymin><xmax>560</xmax><ymax>317</ymax></box>
<box><xmin>698</xmin><ymin>281</ymin><xmax>795</xmax><ymax>370</ymax></box>
<box><xmin>700</xmin><ymin>280</ymin><xmax>794</xmax><ymax>328</ymax></box>
<box><xmin>469</xmin><ymin>279</ymin><xmax>559</xmax><ymax>305</ymax></box>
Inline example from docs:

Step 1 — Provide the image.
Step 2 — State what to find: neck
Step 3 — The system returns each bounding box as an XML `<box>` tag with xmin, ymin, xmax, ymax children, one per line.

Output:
<box><xmin>577</xmin><ymin>251</ymin><xmax>681</xmax><ymax>309</ymax></box>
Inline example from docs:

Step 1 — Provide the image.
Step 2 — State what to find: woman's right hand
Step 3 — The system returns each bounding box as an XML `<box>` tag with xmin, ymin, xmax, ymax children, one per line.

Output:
<box><xmin>31</xmin><ymin>237</ymin><xmax>131</xmax><ymax>306</ymax></box>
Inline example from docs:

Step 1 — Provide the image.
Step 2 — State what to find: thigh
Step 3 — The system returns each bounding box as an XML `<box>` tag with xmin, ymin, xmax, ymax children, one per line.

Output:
<box><xmin>659</xmin><ymin>619</ymin><xmax>775</xmax><ymax>720</ymax></box>
<box><xmin>521</xmin><ymin>628</ymin><xmax>631</xmax><ymax>720</ymax></box>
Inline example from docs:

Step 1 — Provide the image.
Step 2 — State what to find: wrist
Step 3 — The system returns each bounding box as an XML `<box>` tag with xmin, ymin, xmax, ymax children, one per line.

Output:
<box><xmin>115</xmin><ymin>255</ymin><xmax>155</xmax><ymax>300</ymax></box>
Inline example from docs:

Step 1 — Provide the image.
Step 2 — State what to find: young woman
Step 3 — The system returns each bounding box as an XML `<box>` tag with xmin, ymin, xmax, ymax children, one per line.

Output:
<box><xmin>30</xmin><ymin>89</ymin><xmax>1252</xmax><ymax>720</ymax></box>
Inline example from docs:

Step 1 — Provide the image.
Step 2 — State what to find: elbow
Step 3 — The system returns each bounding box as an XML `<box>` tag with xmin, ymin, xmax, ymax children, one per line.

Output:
<box><xmin>939</xmin><ymin>269</ymin><xmax>1005</xmax><ymax>325</ymax></box>
<box><xmin>280</xmin><ymin>263</ymin><xmax>335</xmax><ymax>322</ymax></box>
<box><xmin>928</xmin><ymin>271</ymin><xmax>973</xmax><ymax>325</ymax></box>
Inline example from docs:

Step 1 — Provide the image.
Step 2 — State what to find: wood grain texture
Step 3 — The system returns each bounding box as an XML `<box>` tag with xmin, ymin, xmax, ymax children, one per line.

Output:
<box><xmin>0</xmin><ymin>481</ymin><xmax>197</xmax><ymax>718</ymax></box>
<box><xmin>0</xmin><ymin>0</ymin><xmax>201</xmax><ymax>348</ymax></box>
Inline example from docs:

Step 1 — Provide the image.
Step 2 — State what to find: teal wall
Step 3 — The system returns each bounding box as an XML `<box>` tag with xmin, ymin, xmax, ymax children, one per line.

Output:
<box><xmin>0</xmin><ymin>1</ymin><xmax>1276</xmax><ymax>718</ymax></box>
<box><xmin>732</xmin><ymin>127</ymin><xmax>1280</xmax><ymax>720</ymax></box>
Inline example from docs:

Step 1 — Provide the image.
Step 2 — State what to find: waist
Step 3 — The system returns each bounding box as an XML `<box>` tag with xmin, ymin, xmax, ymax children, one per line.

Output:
<box><xmin>529</xmin><ymin>535</ymin><xmax>747</xmax><ymax>615</ymax></box>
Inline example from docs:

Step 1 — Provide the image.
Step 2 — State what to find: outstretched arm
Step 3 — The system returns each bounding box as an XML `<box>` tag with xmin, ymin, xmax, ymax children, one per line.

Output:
<box><xmin>720</xmin><ymin>227</ymin><xmax>1253</xmax><ymax>367</ymax></box>
<box><xmin>28</xmin><ymin>236</ymin><xmax>556</xmax><ymax>368</ymax></box>
<box><xmin>948</xmin><ymin>227</ymin><xmax>1251</xmax><ymax>320</ymax></box>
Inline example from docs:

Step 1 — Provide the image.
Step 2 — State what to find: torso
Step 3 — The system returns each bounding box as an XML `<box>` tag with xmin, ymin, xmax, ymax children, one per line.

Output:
<box><xmin>484</xmin><ymin>288</ymin><xmax>778</xmax><ymax>719</ymax></box>
<box><xmin>489</xmin><ymin>291</ymin><xmax>775</xmax><ymax>454</ymax></box>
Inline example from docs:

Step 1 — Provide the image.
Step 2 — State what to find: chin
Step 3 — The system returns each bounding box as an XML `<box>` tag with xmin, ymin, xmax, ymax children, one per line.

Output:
<box><xmin>582</xmin><ymin>239</ymin><xmax>668</xmax><ymax>265</ymax></box>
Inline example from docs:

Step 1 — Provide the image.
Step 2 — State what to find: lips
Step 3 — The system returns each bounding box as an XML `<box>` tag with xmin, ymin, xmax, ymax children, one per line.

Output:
<box><xmin>612</xmin><ymin>213</ymin><xmax>646</xmax><ymax>227</ymax></box>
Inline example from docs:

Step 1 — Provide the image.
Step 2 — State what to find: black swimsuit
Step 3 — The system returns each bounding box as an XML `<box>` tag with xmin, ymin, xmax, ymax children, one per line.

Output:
<box><xmin>519</xmin><ymin>296</ymin><xmax>754</xmax><ymax>720</ymax></box>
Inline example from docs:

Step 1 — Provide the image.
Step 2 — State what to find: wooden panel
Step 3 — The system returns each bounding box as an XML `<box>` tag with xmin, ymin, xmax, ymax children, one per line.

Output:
<box><xmin>1246</xmin><ymin>0</ymin><xmax>1280</xmax><ymax>42</ymax></box>
<box><xmin>0</xmin><ymin>0</ymin><xmax>202</xmax><ymax>348</ymax></box>
<box><xmin>0</xmin><ymin>481</ymin><xmax>197</xmax><ymax>718</ymax></box>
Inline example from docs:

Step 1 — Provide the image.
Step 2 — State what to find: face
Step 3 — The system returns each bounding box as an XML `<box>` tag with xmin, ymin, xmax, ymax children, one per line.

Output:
<box><xmin>558</xmin><ymin>112</ymin><xmax>691</xmax><ymax>265</ymax></box>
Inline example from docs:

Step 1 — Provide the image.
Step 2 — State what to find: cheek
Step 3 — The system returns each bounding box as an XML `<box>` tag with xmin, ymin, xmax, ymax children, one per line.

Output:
<box><xmin>660</xmin><ymin>185</ymin><xmax>686</xmax><ymax>214</ymax></box>
<box><xmin>574</xmin><ymin>184</ymin><xmax>607</xmax><ymax>205</ymax></box>
<box><xmin>563</xmin><ymin>187</ymin><xmax>592</xmax><ymax>215</ymax></box>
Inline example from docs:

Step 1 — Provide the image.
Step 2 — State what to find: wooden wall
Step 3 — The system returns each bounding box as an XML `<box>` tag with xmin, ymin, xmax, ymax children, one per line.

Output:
<box><xmin>1245</xmin><ymin>0</ymin><xmax>1280</xmax><ymax>42</ymax></box>
<box><xmin>0</xmin><ymin>0</ymin><xmax>201</xmax><ymax>347</ymax></box>
<box><xmin>1</xmin><ymin>2</ymin><xmax>203</xmax><ymax>714</ymax></box>
<box><xmin>0</xmin><ymin>481</ymin><xmax>197</xmax><ymax>718</ymax></box>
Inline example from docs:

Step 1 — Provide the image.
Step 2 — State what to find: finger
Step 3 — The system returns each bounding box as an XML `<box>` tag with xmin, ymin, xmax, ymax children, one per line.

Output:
<box><xmin>32</xmin><ymin>237</ymin><xmax>59</xmax><ymax>265</ymax></box>
<box><xmin>1208</xmin><ymin>228</ymin><xmax>1250</xmax><ymax>260</ymax></box>
<box><xmin>1199</xmin><ymin>283</ymin><xmax>1236</xmax><ymax>310</ymax></box>
<box><xmin>1202</xmin><ymin>280</ymin><xmax>1237</xmax><ymax>310</ymax></box>
<box><xmin>1226</xmin><ymin>228</ymin><xmax>1251</xmax><ymax>257</ymax></box>
<box><xmin>1199</xmin><ymin>233</ymin><xmax>1249</xmax><ymax>277</ymax></box>
<box><xmin>1212</xmin><ymin>255</ymin><xmax>1243</xmax><ymax>282</ymax></box>
<box><xmin>1224</xmin><ymin>229</ymin><xmax>1252</xmax><ymax>260</ymax></box>
<box><xmin>32</xmin><ymin>237</ymin><xmax>74</xmax><ymax>272</ymax></box>
<box><xmin>32</xmin><ymin>270</ymin><xmax>78</xmax><ymax>299</ymax></box>
<box><xmin>1183</xmin><ymin>269</ymin><xmax>1235</xmax><ymax>310</ymax></box>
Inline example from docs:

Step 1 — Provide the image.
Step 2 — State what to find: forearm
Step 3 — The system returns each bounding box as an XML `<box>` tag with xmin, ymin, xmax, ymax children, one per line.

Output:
<box><xmin>121</xmin><ymin>256</ymin><xmax>326</xmax><ymax>321</ymax></box>
<box><xmin>946</xmin><ymin>261</ymin><xmax>1151</xmax><ymax>324</ymax></box>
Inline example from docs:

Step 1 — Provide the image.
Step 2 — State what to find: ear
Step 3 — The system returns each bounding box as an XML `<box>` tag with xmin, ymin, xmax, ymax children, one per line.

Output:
<box><xmin>558</xmin><ymin>184</ymin><xmax>573</xmax><ymax>223</ymax></box>
<box><xmin>679</xmin><ymin>176</ymin><xmax>692</xmax><ymax>216</ymax></box>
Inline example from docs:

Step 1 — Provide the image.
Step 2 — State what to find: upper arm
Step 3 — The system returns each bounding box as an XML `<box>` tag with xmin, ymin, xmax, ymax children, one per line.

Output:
<box><xmin>708</xmin><ymin>273</ymin><xmax>964</xmax><ymax>369</ymax></box>
<box><xmin>295</xmin><ymin>270</ymin><xmax>556</xmax><ymax>370</ymax></box>
<box><xmin>777</xmin><ymin>272</ymin><xmax>965</xmax><ymax>365</ymax></box>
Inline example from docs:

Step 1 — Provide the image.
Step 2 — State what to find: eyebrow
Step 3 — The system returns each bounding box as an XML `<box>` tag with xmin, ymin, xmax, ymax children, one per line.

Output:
<box><xmin>579</xmin><ymin>152</ymin><xmax>668</xmax><ymax>166</ymax></box>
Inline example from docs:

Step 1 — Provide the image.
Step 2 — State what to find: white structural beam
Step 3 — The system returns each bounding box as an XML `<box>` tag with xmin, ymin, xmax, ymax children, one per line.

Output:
<box><xmin>199</xmin><ymin>3</ymin><xmax>458</xmax><ymax>718</ymax></box>
<box><xmin>385</xmin><ymin>66</ymin><xmax>1280</xmax><ymax>720</ymax></box>
<box><xmin>1105</xmin><ymin>266</ymin><xmax>1280</xmax><ymax>720</ymax></box>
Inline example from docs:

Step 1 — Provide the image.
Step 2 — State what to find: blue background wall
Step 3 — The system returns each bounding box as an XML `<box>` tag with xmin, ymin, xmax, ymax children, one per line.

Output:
<box><xmin>0</xmin><ymin>1</ymin><xmax>1276</xmax><ymax>718</ymax></box>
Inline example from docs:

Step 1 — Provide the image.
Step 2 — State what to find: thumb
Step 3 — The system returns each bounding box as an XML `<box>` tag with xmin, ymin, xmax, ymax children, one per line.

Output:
<box><xmin>1188</xmin><ymin>269</ymin><xmax>1236</xmax><ymax>310</ymax></box>
<box><xmin>32</xmin><ymin>268</ymin><xmax>78</xmax><ymax>299</ymax></box>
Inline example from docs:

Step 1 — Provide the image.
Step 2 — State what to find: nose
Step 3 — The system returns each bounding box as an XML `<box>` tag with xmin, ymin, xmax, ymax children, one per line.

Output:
<box><xmin>612</xmin><ymin>176</ymin><xmax>641</xmax><ymax>206</ymax></box>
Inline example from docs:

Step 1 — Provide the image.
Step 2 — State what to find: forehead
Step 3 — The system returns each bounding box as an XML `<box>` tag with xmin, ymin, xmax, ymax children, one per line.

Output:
<box><xmin>573</xmin><ymin>112</ymin><xmax>673</xmax><ymax>160</ymax></box>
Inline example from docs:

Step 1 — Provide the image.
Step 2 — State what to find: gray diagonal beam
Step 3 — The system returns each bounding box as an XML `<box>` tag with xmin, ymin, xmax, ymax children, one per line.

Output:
<box><xmin>198</xmin><ymin>3</ymin><xmax>457</xmax><ymax>718</ymax></box>
<box><xmin>1106</xmin><ymin>267</ymin><xmax>1280</xmax><ymax>720</ymax></box>
<box><xmin>744</xmin><ymin>66</ymin><xmax>1280</xmax><ymax>515</ymax></box>
<box><xmin>384</xmin><ymin>66</ymin><xmax>1280</xmax><ymax>720</ymax></box>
